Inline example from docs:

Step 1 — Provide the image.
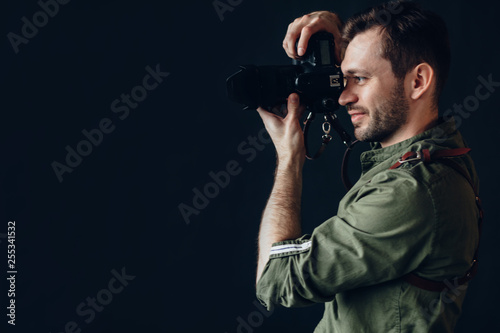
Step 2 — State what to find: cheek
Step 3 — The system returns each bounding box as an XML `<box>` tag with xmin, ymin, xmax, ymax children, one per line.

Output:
<box><xmin>356</xmin><ymin>88</ymin><xmax>378</xmax><ymax>111</ymax></box>
<box><xmin>366</xmin><ymin>82</ymin><xmax>392</xmax><ymax>107</ymax></box>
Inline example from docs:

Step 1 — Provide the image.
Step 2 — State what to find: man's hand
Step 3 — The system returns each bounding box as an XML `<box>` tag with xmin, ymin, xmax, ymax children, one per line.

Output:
<box><xmin>257</xmin><ymin>93</ymin><xmax>306</xmax><ymax>166</ymax></box>
<box><xmin>282</xmin><ymin>11</ymin><xmax>343</xmax><ymax>63</ymax></box>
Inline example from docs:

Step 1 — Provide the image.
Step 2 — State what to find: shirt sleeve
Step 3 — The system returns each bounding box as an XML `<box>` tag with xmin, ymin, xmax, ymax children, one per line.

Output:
<box><xmin>256</xmin><ymin>169</ymin><xmax>436</xmax><ymax>310</ymax></box>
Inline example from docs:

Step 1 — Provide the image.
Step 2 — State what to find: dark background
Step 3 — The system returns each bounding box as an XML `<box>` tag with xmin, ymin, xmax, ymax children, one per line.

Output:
<box><xmin>1</xmin><ymin>0</ymin><xmax>499</xmax><ymax>332</ymax></box>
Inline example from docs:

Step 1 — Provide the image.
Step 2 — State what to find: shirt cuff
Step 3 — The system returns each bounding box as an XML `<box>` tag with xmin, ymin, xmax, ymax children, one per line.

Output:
<box><xmin>269</xmin><ymin>236</ymin><xmax>312</xmax><ymax>259</ymax></box>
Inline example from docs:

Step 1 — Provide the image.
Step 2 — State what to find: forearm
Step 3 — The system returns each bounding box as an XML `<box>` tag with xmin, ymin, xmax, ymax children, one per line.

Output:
<box><xmin>256</xmin><ymin>159</ymin><xmax>303</xmax><ymax>284</ymax></box>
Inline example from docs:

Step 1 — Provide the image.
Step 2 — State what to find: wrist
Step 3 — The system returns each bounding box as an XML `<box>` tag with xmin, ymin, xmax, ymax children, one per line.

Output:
<box><xmin>276</xmin><ymin>154</ymin><xmax>305</xmax><ymax>176</ymax></box>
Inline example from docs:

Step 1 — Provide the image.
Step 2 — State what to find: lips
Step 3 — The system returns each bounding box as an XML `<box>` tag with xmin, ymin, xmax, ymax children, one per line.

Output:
<box><xmin>348</xmin><ymin>111</ymin><xmax>366</xmax><ymax>123</ymax></box>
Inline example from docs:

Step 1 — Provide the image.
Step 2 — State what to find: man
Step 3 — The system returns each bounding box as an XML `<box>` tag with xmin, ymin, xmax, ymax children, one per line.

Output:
<box><xmin>254</xmin><ymin>1</ymin><xmax>481</xmax><ymax>332</ymax></box>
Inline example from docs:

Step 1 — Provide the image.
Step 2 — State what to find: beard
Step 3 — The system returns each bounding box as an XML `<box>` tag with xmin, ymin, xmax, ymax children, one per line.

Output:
<box><xmin>349</xmin><ymin>80</ymin><xmax>409</xmax><ymax>143</ymax></box>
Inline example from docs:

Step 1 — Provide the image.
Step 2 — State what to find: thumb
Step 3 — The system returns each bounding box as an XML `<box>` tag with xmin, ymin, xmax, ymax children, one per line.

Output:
<box><xmin>286</xmin><ymin>93</ymin><xmax>304</xmax><ymax>119</ymax></box>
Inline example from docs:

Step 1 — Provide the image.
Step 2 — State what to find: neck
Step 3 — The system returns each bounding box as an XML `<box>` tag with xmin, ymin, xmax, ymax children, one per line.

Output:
<box><xmin>380</xmin><ymin>104</ymin><xmax>438</xmax><ymax>148</ymax></box>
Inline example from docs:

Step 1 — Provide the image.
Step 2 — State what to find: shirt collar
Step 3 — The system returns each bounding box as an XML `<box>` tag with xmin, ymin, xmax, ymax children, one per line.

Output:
<box><xmin>359</xmin><ymin>118</ymin><xmax>462</xmax><ymax>173</ymax></box>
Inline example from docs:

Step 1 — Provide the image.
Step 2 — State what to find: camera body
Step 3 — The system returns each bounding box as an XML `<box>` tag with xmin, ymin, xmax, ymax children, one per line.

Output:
<box><xmin>226</xmin><ymin>32</ymin><xmax>343</xmax><ymax>113</ymax></box>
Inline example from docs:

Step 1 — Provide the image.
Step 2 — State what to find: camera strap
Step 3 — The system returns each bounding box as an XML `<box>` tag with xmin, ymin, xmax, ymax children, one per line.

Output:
<box><xmin>303</xmin><ymin>112</ymin><xmax>333</xmax><ymax>160</ymax></box>
<box><xmin>343</xmin><ymin>145</ymin><xmax>482</xmax><ymax>291</ymax></box>
<box><xmin>390</xmin><ymin>148</ymin><xmax>483</xmax><ymax>291</ymax></box>
<box><xmin>303</xmin><ymin>115</ymin><xmax>482</xmax><ymax>290</ymax></box>
<box><xmin>303</xmin><ymin>110</ymin><xmax>360</xmax><ymax>190</ymax></box>
<box><xmin>303</xmin><ymin>111</ymin><xmax>353</xmax><ymax>159</ymax></box>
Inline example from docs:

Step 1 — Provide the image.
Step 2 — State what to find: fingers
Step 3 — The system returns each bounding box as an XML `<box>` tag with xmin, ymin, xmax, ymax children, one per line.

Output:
<box><xmin>283</xmin><ymin>19</ymin><xmax>303</xmax><ymax>59</ymax></box>
<box><xmin>256</xmin><ymin>94</ymin><xmax>305</xmax><ymax>131</ymax></box>
<box><xmin>283</xmin><ymin>14</ymin><xmax>317</xmax><ymax>59</ymax></box>
<box><xmin>256</xmin><ymin>106</ymin><xmax>273</xmax><ymax>121</ymax></box>
<box><xmin>296</xmin><ymin>25</ymin><xmax>314</xmax><ymax>57</ymax></box>
<box><xmin>257</xmin><ymin>106</ymin><xmax>281</xmax><ymax>128</ymax></box>
<box><xmin>282</xmin><ymin>11</ymin><xmax>343</xmax><ymax>62</ymax></box>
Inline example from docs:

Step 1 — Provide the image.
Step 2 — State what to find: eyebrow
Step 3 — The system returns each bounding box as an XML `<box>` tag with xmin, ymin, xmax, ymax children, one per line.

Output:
<box><xmin>343</xmin><ymin>68</ymin><xmax>372</xmax><ymax>76</ymax></box>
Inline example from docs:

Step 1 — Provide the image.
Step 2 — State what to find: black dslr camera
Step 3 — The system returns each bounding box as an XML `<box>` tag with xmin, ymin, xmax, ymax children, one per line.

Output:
<box><xmin>226</xmin><ymin>31</ymin><xmax>357</xmax><ymax>188</ymax></box>
<box><xmin>226</xmin><ymin>32</ymin><xmax>343</xmax><ymax>113</ymax></box>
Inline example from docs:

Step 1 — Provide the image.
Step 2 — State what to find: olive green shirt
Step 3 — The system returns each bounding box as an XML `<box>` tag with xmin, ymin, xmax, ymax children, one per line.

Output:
<box><xmin>256</xmin><ymin>119</ymin><xmax>480</xmax><ymax>332</ymax></box>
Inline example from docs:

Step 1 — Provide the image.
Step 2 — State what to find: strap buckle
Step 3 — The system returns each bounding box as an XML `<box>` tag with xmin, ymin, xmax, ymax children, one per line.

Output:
<box><xmin>303</xmin><ymin>110</ymin><xmax>352</xmax><ymax>161</ymax></box>
<box><xmin>321</xmin><ymin>117</ymin><xmax>333</xmax><ymax>142</ymax></box>
<box><xmin>398</xmin><ymin>151</ymin><xmax>423</xmax><ymax>164</ymax></box>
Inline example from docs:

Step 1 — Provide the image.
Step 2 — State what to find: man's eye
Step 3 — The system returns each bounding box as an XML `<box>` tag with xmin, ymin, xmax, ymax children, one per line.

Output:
<box><xmin>344</xmin><ymin>76</ymin><xmax>367</xmax><ymax>86</ymax></box>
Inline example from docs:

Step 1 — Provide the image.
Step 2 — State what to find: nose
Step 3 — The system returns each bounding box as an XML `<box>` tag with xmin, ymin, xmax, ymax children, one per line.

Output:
<box><xmin>338</xmin><ymin>83</ymin><xmax>358</xmax><ymax>106</ymax></box>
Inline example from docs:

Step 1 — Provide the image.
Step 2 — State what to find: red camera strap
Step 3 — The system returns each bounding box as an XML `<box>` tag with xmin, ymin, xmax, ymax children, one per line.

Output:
<box><xmin>389</xmin><ymin>148</ymin><xmax>483</xmax><ymax>292</ymax></box>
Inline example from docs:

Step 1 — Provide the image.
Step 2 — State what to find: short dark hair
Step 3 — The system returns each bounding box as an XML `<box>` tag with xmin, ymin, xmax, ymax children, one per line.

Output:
<box><xmin>342</xmin><ymin>1</ymin><xmax>451</xmax><ymax>104</ymax></box>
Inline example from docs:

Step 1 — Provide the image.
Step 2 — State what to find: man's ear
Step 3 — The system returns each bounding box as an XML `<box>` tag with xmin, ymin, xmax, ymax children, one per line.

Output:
<box><xmin>407</xmin><ymin>63</ymin><xmax>435</xmax><ymax>100</ymax></box>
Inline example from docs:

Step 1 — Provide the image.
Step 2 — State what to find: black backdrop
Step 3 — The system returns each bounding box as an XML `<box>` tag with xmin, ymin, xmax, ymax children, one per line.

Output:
<box><xmin>1</xmin><ymin>0</ymin><xmax>499</xmax><ymax>332</ymax></box>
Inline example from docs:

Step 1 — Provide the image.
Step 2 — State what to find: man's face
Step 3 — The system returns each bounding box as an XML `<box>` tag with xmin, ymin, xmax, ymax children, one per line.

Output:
<box><xmin>339</xmin><ymin>27</ymin><xmax>409</xmax><ymax>144</ymax></box>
